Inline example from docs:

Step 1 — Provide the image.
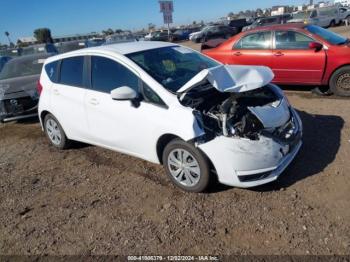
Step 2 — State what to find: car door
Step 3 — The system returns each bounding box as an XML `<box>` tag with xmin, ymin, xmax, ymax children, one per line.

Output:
<box><xmin>272</xmin><ymin>30</ymin><xmax>326</xmax><ymax>85</ymax></box>
<box><xmin>50</xmin><ymin>56</ymin><xmax>90</xmax><ymax>140</ymax></box>
<box><xmin>84</xmin><ymin>55</ymin><xmax>168</xmax><ymax>159</ymax></box>
<box><xmin>228</xmin><ymin>31</ymin><xmax>273</xmax><ymax>68</ymax></box>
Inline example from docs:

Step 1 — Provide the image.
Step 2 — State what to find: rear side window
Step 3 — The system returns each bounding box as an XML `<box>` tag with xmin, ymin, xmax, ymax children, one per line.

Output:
<box><xmin>59</xmin><ymin>56</ymin><xmax>84</xmax><ymax>87</ymax></box>
<box><xmin>235</xmin><ymin>32</ymin><xmax>272</xmax><ymax>50</ymax></box>
<box><xmin>91</xmin><ymin>56</ymin><xmax>139</xmax><ymax>93</ymax></box>
<box><xmin>275</xmin><ymin>31</ymin><xmax>314</xmax><ymax>50</ymax></box>
<box><xmin>45</xmin><ymin>61</ymin><xmax>59</xmax><ymax>83</ymax></box>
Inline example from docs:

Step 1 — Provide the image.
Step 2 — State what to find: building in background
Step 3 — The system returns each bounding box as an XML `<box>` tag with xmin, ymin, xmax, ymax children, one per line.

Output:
<box><xmin>17</xmin><ymin>36</ymin><xmax>37</xmax><ymax>45</ymax></box>
<box><xmin>334</xmin><ymin>0</ymin><xmax>350</xmax><ymax>6</ymax></box>
<box><xmin>271</xmin><ymin>6</ymin><xmax>287</xmax><ymax>15</ymax></box>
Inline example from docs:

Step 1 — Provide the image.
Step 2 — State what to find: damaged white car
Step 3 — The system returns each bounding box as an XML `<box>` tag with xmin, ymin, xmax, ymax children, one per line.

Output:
<box><xmin>38</xmin><ymin>42</ymin><xmax>302</xmax><ymax>192</ymax></box>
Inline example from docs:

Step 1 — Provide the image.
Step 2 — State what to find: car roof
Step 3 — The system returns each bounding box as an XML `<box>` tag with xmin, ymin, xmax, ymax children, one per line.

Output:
<box><xmin>245</xmin><ymin>23</ymin><xmax>306</xmax><ymax>32</ymax></box>
<box><xmin>47</xmin><ymin>41</ymin><xmax>177</xmax><ymax>62</ymax></box>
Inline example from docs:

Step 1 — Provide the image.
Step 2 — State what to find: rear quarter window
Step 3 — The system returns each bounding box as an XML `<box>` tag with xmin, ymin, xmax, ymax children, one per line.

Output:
<box><xmin>45</xmin><ymin>60</ymin><xmax>59</xmax><ymax>83</ymax></box>
<box><xmin>59</xmin><ymin>56</ymin><xmax>84</xmax><ymax>87</ymax></box>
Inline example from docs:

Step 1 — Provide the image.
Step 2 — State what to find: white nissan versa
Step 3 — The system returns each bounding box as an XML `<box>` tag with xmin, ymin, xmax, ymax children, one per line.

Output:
<box><xmin>38</xmin><ymin>41</ymin><xmax>302</xmax><ymax>192</ymax></box>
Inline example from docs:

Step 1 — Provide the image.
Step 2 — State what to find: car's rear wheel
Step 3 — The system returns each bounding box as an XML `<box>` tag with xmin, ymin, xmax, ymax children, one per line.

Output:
<box><xmin>44</xmin><ymin>114</ymin><xmax>71</xmax><ymax>149</ymax></box>
<box><xmin>330</xmin><ymin>66</ymin><xmax>350</xmax><ymax>97</ymax></box>
<box><xmin>162</xmin><ymin>139</ymin><xmax>210</xmax><ymax>193</ymax></box>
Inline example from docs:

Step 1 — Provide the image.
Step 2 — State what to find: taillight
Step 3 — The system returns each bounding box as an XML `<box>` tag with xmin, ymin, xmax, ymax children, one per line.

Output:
<box><xmin>37</xmin><ymin>80</ymin><xmax>43</xmax><ymax>96</ymax></box>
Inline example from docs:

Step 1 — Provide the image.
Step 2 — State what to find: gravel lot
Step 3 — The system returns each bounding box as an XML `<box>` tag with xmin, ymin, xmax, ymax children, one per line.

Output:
<box><xmin>0</xmin><ymin>28</ymin><xmax>350</xmax><ymax>256</ymax></box>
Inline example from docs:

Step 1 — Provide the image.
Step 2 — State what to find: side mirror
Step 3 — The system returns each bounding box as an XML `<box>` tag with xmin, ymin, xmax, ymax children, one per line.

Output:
<box><xmin>309</xmin><ymin>42</ymin><xmax>323</xmax><ymax>51</ymax></box>
<box><xmin>111</xmin><ymin>86</ymin><xmax>137</xmax><ymax>101</ymax></box>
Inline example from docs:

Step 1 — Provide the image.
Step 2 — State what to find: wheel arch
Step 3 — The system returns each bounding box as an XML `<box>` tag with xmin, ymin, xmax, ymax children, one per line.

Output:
<box><xmin>328</xmin><ymin>64</ymin><xmax>350</xmax><ymax>86</ymax></box>
<box><xmin>156</xmin><ymin>134</ymin><xmax>181</xmax><ymax>164</ymax></box>
<box><xmin>40</xmin><ymin>110</ymin><xmax>51</xmax><ymax>128</ymax></box>
<box><xmin>156</xmin><ymin>134</ymin><xmax>219</xmax><ymax>183</ymax></box>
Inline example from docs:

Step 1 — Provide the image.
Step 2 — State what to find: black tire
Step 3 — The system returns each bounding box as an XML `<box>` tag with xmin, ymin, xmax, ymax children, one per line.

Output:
<box><xmin>329</xmin><ymin>66</ymin><xmax>350</xmax><ymax>97</ymax></box>
<box><xmin>329</xmin><ymin>20</ymin><xmax>336</xmax><ymax>28</ymax></box>
<box><xmin>162</xmin><ymin>139</ymin><xmax>211</xmax><ymax>193</ymax></box>
<box><xmin>44</xmin><ymin>113</ymin><xmax>71</xmax><ymax>149</ymax></box>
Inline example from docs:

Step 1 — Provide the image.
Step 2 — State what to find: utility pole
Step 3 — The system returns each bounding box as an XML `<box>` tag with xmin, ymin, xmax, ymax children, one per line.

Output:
<box><xmin>159</xmin><ymin>1</ymin><xmax>174</xmax><ymax>41</ymax></box>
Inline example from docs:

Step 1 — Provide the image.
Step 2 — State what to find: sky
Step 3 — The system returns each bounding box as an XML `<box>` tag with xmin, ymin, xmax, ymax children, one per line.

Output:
<box><xmin>0</xmin><ymin>0</ymin><xmax>309</xmax><ymax>44</ymax></box>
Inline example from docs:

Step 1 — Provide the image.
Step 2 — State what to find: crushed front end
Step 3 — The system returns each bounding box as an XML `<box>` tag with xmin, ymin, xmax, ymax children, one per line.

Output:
<box><xmin>0</xmin><ymin>80</ymin><xmax>39</xmax><ymax>123</ymax></box>
<box><xmin>178</xmin><ymin>66</ymin><xmax>302</xmax><ymax>188</ymax></box>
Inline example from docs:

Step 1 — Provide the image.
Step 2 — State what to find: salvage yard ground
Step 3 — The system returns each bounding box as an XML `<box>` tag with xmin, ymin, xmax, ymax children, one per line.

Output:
<box><xmin>0</xmin><ymin>27</ymin><xmax>350</xmax><ymax>255</ymax></box>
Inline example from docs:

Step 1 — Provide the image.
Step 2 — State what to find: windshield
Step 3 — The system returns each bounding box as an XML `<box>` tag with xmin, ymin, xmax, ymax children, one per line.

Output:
<box><xmin>126</xmin><ymin>46</ymin><xmax>219</xmax><ymax>93</ymax></box>
<box><xmin>305</xmin><ymin>25</ymin><xmax>348</xmax><ymax>45</ymax></box>
<box><xmin>0</xmin><ymin>57</ymin><xmax>44</xmax><ymax>80</ymax></box>
<box><xmin>293</xmin><ymin>11</ymin><xmax>311</xmax><ymax>19</ymax></box>
<box><xmin>202</xmin><ymin>26</ymin><xmax>213</xmax><ymax>33</ymax></box>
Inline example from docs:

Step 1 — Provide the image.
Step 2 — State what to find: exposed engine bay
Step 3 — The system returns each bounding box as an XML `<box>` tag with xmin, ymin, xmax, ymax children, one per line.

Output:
<box><xmin>180</xmin><ymin>81</ymin><xmax>295</xmax><ymax>142</ymax></box>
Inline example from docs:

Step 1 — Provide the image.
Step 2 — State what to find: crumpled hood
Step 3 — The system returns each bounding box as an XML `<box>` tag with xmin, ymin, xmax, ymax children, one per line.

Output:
<box><xmin>177</xmin><ymin>65</ymin><xmax>274</xmax><ymax>95</ymax></box>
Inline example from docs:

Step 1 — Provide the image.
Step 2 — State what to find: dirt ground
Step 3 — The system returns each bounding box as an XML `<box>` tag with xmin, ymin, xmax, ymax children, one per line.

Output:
<box><xmin>1</xmin><ymin>28</ymin><xmax>350</xmax><ymax>256</ymax></box>
<box><xmin>1</xmin><ymin>90</ymin><xmax>349</xmax><ymax>256</ymax></box>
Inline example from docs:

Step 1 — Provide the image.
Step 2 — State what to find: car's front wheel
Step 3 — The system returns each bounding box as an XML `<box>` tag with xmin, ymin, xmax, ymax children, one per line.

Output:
<box><xmin>44</xmin><ymin>114</ymin><xmax>71</xmax><ymax>149</ymax></box>
<box><xmin>163</xmin><ymin>139</ymin><xmax>211</xmax><ymax>193</ymax></box>
<box><xmin>330</xmin><ymin>66</ymin><xmax>350</xmax><ymax>97</ymax></box>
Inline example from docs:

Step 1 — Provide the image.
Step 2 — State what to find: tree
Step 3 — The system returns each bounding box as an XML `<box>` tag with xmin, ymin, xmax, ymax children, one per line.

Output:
<box><xmin>33</xmin><ymin>28</ymin><xmax>53</xmax><ymax>43</ymax></box>
<box><xmin>256</xmin><ymin>8</ymin><xmax>263</xmax><ymax>17</ymax></box>
<box><xmin>192</xmin><ymin>21</ymin><xmax>197</xmax><ymax>25</ymax></box>
<box><xmin>4</xmin><ymin>31</ymin><xmax>11</xmax><ymax>45</ymax></box>
<box><xmin>115</xmin><ymin>29</ymin><xmax>123</xmax><ymax>34</ymax></box>
<box><xmin>102</xmin><ymin>28</ymin><xmax>114</xmax><ymax>36</ymax></box>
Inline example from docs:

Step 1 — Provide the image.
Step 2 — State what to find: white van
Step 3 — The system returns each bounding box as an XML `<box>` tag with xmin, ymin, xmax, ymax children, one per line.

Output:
<box><xmin>289</xmin><ymin>6</ymin><xmax>349</xmax><ymax>28</ymax></box>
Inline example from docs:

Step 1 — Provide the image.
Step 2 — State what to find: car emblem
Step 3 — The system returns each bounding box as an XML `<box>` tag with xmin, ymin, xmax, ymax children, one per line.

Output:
<box><xmin>10</xmin><ymin>99</ymin><xmax>18</xmax><ymax>106</ymax></box>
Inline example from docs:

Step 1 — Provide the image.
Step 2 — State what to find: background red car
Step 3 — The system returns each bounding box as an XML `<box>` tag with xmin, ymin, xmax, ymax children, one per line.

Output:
<box><xmin>203</xmin><ymin>23</ymin><xmax>350</xmax><ymax>96</ymax></box>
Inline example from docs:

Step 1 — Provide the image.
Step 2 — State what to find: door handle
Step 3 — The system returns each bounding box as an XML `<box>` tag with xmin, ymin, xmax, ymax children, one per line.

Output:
<box><xmin>234</xmin><ymin>51</ymin><xmax>242</xmax><ymax>56</ymax></box>
<box><xmin>274</xmin><ymin>52</ymin><xmax>284</xmax><ymax>57</ymax></box>
<box><xmin>53</xmin><ymin>89</ymin><xmax>59</xmax><ymax>95</ymax></box>
<box><xmin>89</xmin><ymin>98</ymin><xmax>99</xmax><ymax>106</ymax></box>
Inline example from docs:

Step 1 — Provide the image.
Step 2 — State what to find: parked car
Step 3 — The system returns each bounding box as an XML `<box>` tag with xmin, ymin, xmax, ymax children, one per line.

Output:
<box><xmin>20</xmin><ymin>43</ymin><xmax>58</xmax><ymax>56</ymax></box>
<box><xmin>149</xmin><ymin>31</ymin><xmax>170</xmax><ymax>41</ymax></box>
<box><xmin>170</xmin><ymin>28</ymin><xmax>200</xmax><ymax>42</ymax></box>
<box><xmin>339</xmin><ymin>7</ymin><xmax>350</xmax><ymax>24</ymax></box>
<box><xmin>242</xmin><ymin>14</ymin><xmax>292</xmax><ymax>31</ymax></box>
<box><xmin>85</xmin><ymin>37</ymin><xmax>105</xmax><ymax>47</ymax></box>
<box><xmin>0</xmin><ymin>56</ymin><xmax>12</xmax><ymax>72</ymax></box>
<box><xmin>55</xmin><ymin>40</ymin><xmax>86</xmax><ymax>54</ymax></box>
<box><xmin>203</xmin><ymin>23</ymin><xmax>350</xmax><ymax>96</ymax></box>
<box><xmin>289</xmin><ymin>6</ymin><xmax>349</xmax><ymax>27</ymax></box>
<box><xmin>38</xmin><ymin>42</ymin><xmax>302</xmax><ymax>192</ymax></box>
<box><xmin>227</xmin><ymin>18</ymin><xmax>252</xmax><ymax>33</ymax></box>
<box><xmin>144</xmin><ymin>31</ymin><xmax>157</xmax><ymax>41</ymax></box>
<box><xmin>0</xmin><ymin>48</ymin><xmax>21</xmax><ymax>57</ymax></box>
<box><xmin>104</xmin><ymin>33</ymin><xmax>138</xmax><ymax>45</ymax></box>
<box><xmin>190</xmin><ymin>25</ymin><xmax>238</xmax><ymax>43</ymax></box>
<box><xmin>0</xmin><ymin>53</ymin><xmax>52</xmax><ymax>122</ymax></box>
